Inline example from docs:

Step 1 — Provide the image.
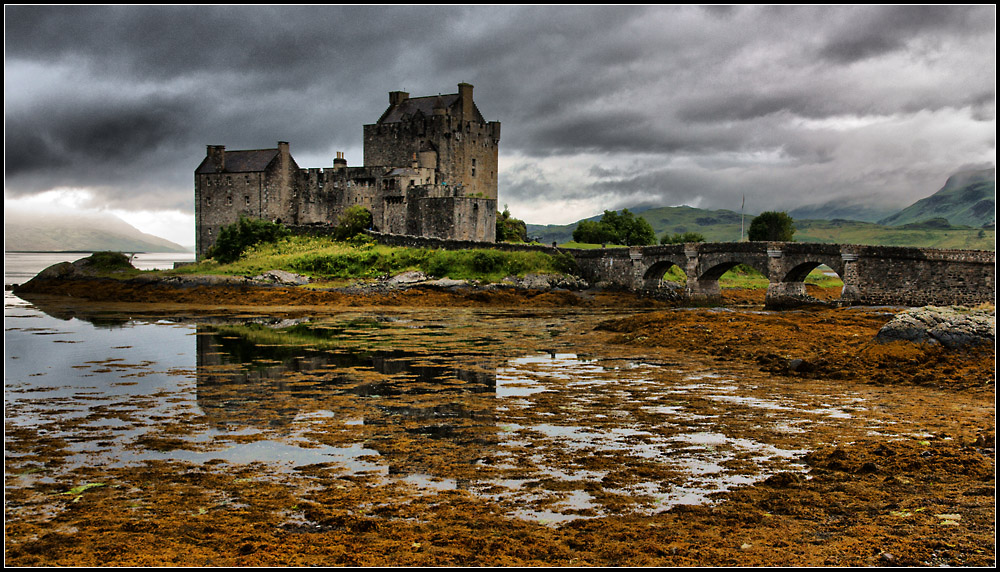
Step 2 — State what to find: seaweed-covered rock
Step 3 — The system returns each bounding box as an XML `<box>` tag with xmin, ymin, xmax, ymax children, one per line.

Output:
<box><xmin>875</xmin><ymin>306</ymin><xmax>995</xmax><ymax>349</ymax></box>
<box><xmin>501</xmin><ymin>273</ymin><xmax>590</xmax><ymax>291</ymax></box>
<box><xmin>253</xmin><ymin>270</ymin><xmax>311</xmax><ymax>285</ymax></box>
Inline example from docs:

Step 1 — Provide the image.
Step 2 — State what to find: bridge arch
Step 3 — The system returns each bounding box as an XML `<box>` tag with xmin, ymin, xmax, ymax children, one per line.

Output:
<box><xmin>641</xmin><ymin>260</ymin><xmax>687</xmax><ymax>290</ymax></box>
<box><xmin>777</xmin><ymin>260</ymin><xmax>844</xmax><ymax>282</ymax></box>
<box><xmin>697</xmin><ymin>259</ymin><xmax>770</xmax><ymax>282</ymax></box>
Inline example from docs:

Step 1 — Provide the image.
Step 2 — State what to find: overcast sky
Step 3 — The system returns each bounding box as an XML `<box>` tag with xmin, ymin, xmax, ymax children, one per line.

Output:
<box><xmin>4</xmin><ymin>5</ymin><xmax>996</xmax><ymax>246</ymax></box>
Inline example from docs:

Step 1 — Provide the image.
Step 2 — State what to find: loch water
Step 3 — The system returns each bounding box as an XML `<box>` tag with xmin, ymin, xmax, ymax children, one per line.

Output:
<box><xmin>3</xmin><ymin>252</ymin><xmax>928</xmax><ymax>524</ymax></box>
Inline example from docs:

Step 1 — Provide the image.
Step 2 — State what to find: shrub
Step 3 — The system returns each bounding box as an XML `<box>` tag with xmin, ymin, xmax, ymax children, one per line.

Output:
<box><xmin>334</xmin><ymin>206</ymin><xmax>373</xmax><ymax>240</ymax></box>
<box><xmin>85</xmin><ymin>251</ymin><xmax>134</xmax><ymax>272</ymax></box>
<box><xmin>661</xmin><ymin>231</ymin><xmax>706</xmax><ymax>245</ymax></box>
<box><xmin>496</xmin><ymin>206</ymin><xmax>528</xmax><ymax>243</ymax></box>
<box><xmin>471</xmin><ymin>250</ymin><xmax>505</xmax><ymax>273</ymax></box>
<box><xmin>748</xmin><ymin>211</ymin><xmax>796</xmax><ymax>242</ymax></box>
<box><xmin>208</xmin><ymin>216</ymin><xmax>291</xmax><ymax>263</ymax></box>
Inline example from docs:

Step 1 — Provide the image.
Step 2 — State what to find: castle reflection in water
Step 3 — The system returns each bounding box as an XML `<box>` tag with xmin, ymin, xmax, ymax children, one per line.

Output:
<box><xmin>194</xmin><ymin>317</ymin><xmax>501</xmax><ymax>480</ymax></box>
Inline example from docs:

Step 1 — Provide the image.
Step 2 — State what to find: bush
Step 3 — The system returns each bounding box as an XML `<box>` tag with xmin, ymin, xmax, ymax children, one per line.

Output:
<box><xmin>661</xmin><ymin>231</ymin><xmax>706</xmax><ymax>245</ymax></box>
<box><xmin>208</xmin><ymin>216</ymin><xmax>291</xmax><ymax>264</ymax></box>
<box><xmin>334</xmin><ymin>206</ymin><xmax>373</xmax><ymax>240</ymax></box>
<box><xmin>496</xmin><ymin>206</ymin><xmax>528</xmax><ymax>243</ymax></box>
<box><xmin>748</xmin><ymin>211</ymin><xmax>795</xmax><ymax>242</ymax></box>
<box><xmin>471</xmin><ymin>250</ymin><xmax>505</xmax><ymax>273</ymax></box>
<box><xmin>85</xmin><ymin>251</ymin><xmax>134</xmax><ymax>272</ymax></box>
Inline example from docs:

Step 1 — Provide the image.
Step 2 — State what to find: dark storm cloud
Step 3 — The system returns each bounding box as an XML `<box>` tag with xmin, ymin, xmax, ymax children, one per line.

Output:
<box><xmin>816</xmin><ymin>5</ymin><xmax>987</xmax><ymax>63</ymax></box>
<box><xmin>4</xmin><ymin>4</ymin><xmax>995</xmax><ymax>227</ymax></box>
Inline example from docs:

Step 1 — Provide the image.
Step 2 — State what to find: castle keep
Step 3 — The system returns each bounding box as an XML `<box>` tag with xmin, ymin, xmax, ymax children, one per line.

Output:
<box><xmin>195</xmin><ymin>83</ymin><xmax>500</xmax><ymax>259</ymax></box>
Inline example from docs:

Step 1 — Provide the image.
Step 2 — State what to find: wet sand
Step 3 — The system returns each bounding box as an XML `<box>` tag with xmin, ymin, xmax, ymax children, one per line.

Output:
<box><xmin>4</xmin><ymin>282</ymin><xmax>995</xmax><ymax>567</ymax></box>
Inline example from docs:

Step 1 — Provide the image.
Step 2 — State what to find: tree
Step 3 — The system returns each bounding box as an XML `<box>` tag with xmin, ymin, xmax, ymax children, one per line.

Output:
<box><xmin>496</xmin><ymin>205</ymin><xmax>528</xmax><ymax>243</ymax></box>
<box><xmin>573</xmin><ymin>219</ymin><xmax>618</xmax><ymax>245</ymax></box>
<box><xmin>747</xmin><ymin>211</ymin><xmax>795</xmax><ymax>242</ymax></box>
<box><xmin>334</xmin><ymin>205</ymin><xmax>373</xmax><ymax>240</ymax></box>
<box><xmin>661</xmin><ymin>231</ymin><xmax>706</xmax><ymax>245</ymax></box>
<box><xmin>572</xmin><ymin>209</ymin><xmax>656</xmax><ymax>246</ymax></box>
<box><xmin>208</xmin><ymin>216</ymin><xmax>291</xmax><ymax>263</ymax></box>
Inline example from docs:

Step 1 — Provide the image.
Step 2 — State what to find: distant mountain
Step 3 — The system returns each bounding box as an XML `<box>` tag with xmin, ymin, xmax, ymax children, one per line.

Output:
<box><xmin>878</xmin><ymin>168</ymin><xmax>995</xmax><ymax>228</ymax></box>
<box><xmin>525</xmin><ymin>168</ymin><xmax>996</xmax><ymax>251</ymax></box>
<box><xmin>525</xmin><ymin>204</ymin><xmax>994</xmax><ymax>251</ymax></box>
<box><xmin>4</xmin><ymin>209</ymin><xmax>190</xmax><ymax>253</ymax></box>
<box><xmin>788</xmin><ymin>201</ymin><xmax>897</xmax><ymax>224</ymax></box>
<box><xmin>528</xmin><ymin>205</ymin><xmax>753</xmax><ymax>245</ymax></box>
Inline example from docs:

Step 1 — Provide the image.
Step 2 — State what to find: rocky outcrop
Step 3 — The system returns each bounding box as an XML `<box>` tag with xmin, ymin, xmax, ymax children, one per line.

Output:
<box><xmin>13</xmin><ymin>256</ymin><xmax>591</xmax><ymax>299</ymax></box>
<box><xmin>875</xmin><ymin>306</ymin><xmax>995</xmax><ymax>349</ymax></box>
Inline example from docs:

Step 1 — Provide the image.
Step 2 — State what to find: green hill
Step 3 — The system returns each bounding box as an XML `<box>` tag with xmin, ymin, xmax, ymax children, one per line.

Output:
<box><xmin>525</xmin><ymin>168</ymin><xmax>996</xmax><ymax>251</ymax></box>
<box><xmin>878</xmin><ymin>168</ymin><xmax>995</xmax><ymax>229</ymax></box>
<box><xmin>527</xmin><ymin>207</ymin><xmax>995</xmax><ymax>251</ymax></box>
<box><xmin>528</xmin><ymin>206</ymin><xmax>751</xmax><ymax>245</ymax></box>
<box><xmin>788</xmin><ymin>201</ymin><xmax>897</xmax><ymax>223</ymax></box>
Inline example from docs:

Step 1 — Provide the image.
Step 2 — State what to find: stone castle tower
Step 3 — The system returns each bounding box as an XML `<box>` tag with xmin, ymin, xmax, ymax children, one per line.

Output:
<box><xmin>195</xmin><ymin>84</ymin><xmax>500</xmax><ymax>259</ymax></box>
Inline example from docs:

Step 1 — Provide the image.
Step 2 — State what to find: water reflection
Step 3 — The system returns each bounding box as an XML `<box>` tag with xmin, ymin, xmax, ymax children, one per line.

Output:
<box><xmin>194</xmin><ymin>317</ymin><xmax>500</xmax><ymax>479</ymax></box>
<box><xmin>6</xmin><ymin>294</ymin><xmax>889</xmax><ymax>524</ymax></box>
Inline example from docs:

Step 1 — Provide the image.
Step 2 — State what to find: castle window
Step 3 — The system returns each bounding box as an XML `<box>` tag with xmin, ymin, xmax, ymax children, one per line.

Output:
<box><xmin>245</xmin><ymin>195</ymin><xmax>250</xmax><ymax>206</ymax></box>
<box><xmin>206</xmin><ymin>196</ymin><xmax>212</xmax><ymax>206</ymax></box>
<box><xmin>227</xmin><ymin>195</ymin><xmax>233</xmax><ymax>206</ymax></box>
<box><xmin>471</xmin><ymin>158</ymin><xmax>476</xmax><ymax>177</ymax></box>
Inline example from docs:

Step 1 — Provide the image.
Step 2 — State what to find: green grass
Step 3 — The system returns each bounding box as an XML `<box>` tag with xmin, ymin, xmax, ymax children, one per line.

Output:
<box><xmin>166</xmin><ymin>235</ymin><xmax>575</xmax><ymax>283</ymax></box>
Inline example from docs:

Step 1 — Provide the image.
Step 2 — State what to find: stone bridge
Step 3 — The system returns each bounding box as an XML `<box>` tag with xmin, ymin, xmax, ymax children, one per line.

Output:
<box><xmin>355</xmin><ymin>231</ymin><xmax>994</xmax><ymax>309</ymax></box>
<box><xmin>570</xmin><ymin>242</ymin><xmax>996</xmax><ymax>309</ymax></box>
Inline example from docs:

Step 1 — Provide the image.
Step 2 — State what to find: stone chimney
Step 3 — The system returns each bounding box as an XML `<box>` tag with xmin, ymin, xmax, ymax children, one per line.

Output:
<box><xmin>458</xmin><ymin>83</ymin><xmax>473</xmax><ymax>121</ymax></box>
<box><xmin>277</xmin><ymin>141</ymin><xmax>290</xmax><ymax>190</ymax></box>
<box><xmin>207</xmin><ymin>145</ymin><xmax>226</xmax><ymax>171</ymax></box>
<box><xmin>389</xmin><ymin>90</ymin><xmax>409</xmax><ymax>106</ymax></box>
<box><xmin>333</xmin><ymin>151</ymin><xmax>347</xmax><ymax>170</ymax></box>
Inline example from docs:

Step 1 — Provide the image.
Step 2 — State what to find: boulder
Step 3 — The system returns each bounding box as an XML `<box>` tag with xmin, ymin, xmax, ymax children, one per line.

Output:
<box><xmin>876</xmin><ymin>306</ymin><xmax>995</xmax><ymax>349</ymax></box>
<box><xmin>252</xmin><ymin>270</ymin><xmax>311</xmax><ymax>286</ymax></box>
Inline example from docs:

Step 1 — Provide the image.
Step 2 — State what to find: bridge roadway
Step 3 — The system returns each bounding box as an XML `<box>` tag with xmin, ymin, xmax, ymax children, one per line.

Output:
<box><xmin>568</xmin><ymin>241</ymin><xmax>996</xmax><ymax>309</ymax></box>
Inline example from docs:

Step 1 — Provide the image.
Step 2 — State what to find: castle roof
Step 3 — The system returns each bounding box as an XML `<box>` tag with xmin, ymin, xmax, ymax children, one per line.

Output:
<box><xmin>195</xmin><ymin>149</ymin><xmax>279</xmax><ymax>174</ymax></box>
<box><xmin>379</xmin><ymin>94</ymin><xmax>464</xmax><ymax>123</ymax></box>
<box><xmin>384</xmin><ymin>167</ymin><xmax>421</xmax><ymax>177</ymax></box>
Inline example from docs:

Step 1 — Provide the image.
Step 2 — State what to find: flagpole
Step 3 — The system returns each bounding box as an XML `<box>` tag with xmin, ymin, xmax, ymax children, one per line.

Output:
<box><xmin>740</xmin><ymin>195</ymin><xmax>745</xmax><ymax>241</ymax></box>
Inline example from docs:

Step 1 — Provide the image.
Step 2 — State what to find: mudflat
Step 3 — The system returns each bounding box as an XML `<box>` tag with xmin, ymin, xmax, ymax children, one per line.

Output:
<box><xmin>4</xmin><ymin>282</ymin><xmax>994</xmax><ymax>567</ymax></box>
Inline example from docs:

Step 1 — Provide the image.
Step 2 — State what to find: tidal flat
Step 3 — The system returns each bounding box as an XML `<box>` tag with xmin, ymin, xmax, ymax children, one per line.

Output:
<box><xmin>4</xmin><ymin>286</ymin><xmax>994</xmax><ymax>566</ymax></box>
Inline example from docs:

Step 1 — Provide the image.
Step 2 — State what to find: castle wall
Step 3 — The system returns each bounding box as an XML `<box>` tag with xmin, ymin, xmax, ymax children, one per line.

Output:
<box><xmin>195</xmin><ymin>155</ymin><xmax>299</xmax><ymax>257</ymax></box>
<box><xmin>363</xmin><ymin>118</ymin><xmax>500</xmax><ymax>200</ymax></box>
<box><xmin>413</xmin><ymin>196</ymin><xmax>497</xmax><ymax>242</ymax></box>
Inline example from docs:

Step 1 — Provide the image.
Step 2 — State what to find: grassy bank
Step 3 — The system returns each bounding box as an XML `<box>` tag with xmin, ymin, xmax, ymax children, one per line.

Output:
<box><xmin>166</xmin><ymin>236</ymin><xmax>576</xmax><ymax>285</ymax></box>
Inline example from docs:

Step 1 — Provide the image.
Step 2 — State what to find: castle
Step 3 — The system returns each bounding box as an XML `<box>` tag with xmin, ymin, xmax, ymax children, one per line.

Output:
<box><xmin>194</xmin><ymin>83</ymin><xmax>500</xmax><ymax>259</ymax></box>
